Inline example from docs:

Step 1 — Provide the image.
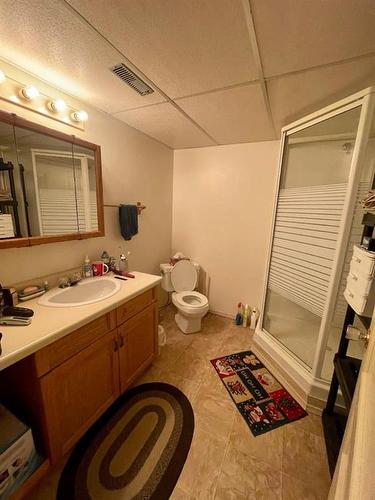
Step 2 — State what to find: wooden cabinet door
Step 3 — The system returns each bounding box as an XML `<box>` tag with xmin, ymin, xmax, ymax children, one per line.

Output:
<box><xmin>118</xmin><ymin>303</ymin><xmax>158</xmax><ymax>393</ymax></box>
<box><xmin>41</xmin><ymin>330</ymin><xmax>120</xmax><ymax>463</ymax></box>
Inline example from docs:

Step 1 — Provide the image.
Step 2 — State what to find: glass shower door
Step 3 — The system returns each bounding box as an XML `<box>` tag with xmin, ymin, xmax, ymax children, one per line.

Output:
<box><xmin>262</xmin><ymin>107</ymin><xmax>362</xmax><ymax>369</ymax></box>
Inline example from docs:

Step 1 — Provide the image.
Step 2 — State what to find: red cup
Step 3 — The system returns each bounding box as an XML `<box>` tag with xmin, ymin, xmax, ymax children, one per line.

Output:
<box><xmin>92</xmin><ymin>261</ymin><xmax>109</xmax><ymax>276</ymax></box>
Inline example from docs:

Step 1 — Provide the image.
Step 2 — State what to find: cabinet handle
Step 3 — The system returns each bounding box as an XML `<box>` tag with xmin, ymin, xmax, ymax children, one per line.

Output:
<box><xmin>113</xmin><ymin>339</ymin><xmax>119</xmax><ymax>351</ymax></box>
<box><xmin>119</xmin><ymin>335</ymin><xmax>124</xmax><ymax>348</ymax></box>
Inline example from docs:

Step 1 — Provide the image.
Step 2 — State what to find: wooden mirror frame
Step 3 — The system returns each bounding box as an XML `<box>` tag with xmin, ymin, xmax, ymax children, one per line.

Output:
<box><xmin>0</xmin><ymin>110</ymin><xmax>104</xmax><ymax>249</ymax></box>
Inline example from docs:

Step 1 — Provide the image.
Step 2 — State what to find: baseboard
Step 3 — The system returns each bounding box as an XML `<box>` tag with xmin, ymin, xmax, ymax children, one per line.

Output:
<box><xmin>208</xmin><ymin>309</ymin><xmax>235</xmax><ymax>320</ymax></box>
<box><xmin>252</xmin><ymin>327</ymin><xmax>348</xmax><ymax>415</ymax></box>
<box><xmin>251</xmin><ymin>338</ymin><xmax>310</xmax><ymax>409</ymax></box>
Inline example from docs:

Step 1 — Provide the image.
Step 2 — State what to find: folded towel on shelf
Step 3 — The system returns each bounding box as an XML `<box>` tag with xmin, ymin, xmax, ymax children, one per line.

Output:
<box><xmin>119</xmin><ymin>204</ymin><xmax>138</xmax><ymax>240</ymax></box>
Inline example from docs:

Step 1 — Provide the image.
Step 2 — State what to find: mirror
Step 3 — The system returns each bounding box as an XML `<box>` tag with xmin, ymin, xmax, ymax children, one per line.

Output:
<box><xmin>0</xmin><ymin>121</ymin><xmax>21</xmax><ymax>239</ymax></box>
<box><xmin>72</xmin><ymin>143</ymin><xmax>99</xmax><ymax>234</ymax></box>
<box><xmin>0</xmin><ymin>111</ymin><xmax>103</xmax><ymax>247</ymax></box>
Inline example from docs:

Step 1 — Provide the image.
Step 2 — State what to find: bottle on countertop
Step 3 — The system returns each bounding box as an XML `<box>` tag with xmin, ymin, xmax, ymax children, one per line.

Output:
<box><xmin>83</xmin><ymin>255</ymin><xmax>93</xmax><ymax>278</ymax></box>
<box><xmin>101</xmin><ymin>250</ymin><xmax>110</xmax><ymax>266</ymax></box>
<box><xmin>119</xmin><ymin>253</ymin><xmax>129</xmax><ymax>273</ymax></box>
<box><xmin>109</xmin><ymin>256</ymin><xmax>117</xmax><ymax>272</ymax></box>
<box><xmin>119</xmin><ymin>249</ymin><xmax>131</xmax><ymax>273</ymax></box>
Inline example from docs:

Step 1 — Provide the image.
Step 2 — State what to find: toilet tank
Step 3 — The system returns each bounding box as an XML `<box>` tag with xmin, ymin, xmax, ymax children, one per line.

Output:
<box><xmin>160</xmin><ymin>261</ymin><xmax>200</xmax><ymax>292</ymax></box>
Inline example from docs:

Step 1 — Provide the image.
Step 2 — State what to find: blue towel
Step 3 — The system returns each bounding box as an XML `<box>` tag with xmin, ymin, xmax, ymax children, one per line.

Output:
<box><xmin>119</xmin><ymin>204</ymin><xmax>138</xmax><ymax>240</ymax></box>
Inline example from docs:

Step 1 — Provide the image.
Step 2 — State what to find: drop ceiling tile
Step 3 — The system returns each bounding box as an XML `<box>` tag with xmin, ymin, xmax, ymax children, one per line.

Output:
<box><xmin>251</xmin><ymin>0</ymin><xmax>375</xmax><ymax>78</ymax></box>
<box><xmin>0</xmin><ymin>0</ymin><xmax>165</xmax><ymax>113</ymax></box>
<box><xmin>176</xmin><ymin>84</ymin><xmax>275</xmax><ymax>144</ymax></box>
<box><xmin>66</xmin><ymin>0</ymin><xmax>257</xmax><ymax>98</ymax></box>
<box><xmin>114</xmin><ymin>103</ymin><xmax>216</xmax><ymax>149</ymax></box>
<box><xmin>268</xmin><ymin>56</ymin><xmax>375</xmax><ymax>134</ymax></box>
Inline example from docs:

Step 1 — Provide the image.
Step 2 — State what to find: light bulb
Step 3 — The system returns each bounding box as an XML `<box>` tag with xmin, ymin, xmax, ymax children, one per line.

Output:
<box><xmin>0</xmin><ymin>71</ymin><xmax>5</xmax><ymax>83</ymax></box>
<box><xmin>47</xmin><ymin>98</ymin><xmax>67</xmax><ymax>113</ymax></box>
<box><xmin>71</xmin><ymin>110</ymin><xmax>88</xmax><ymax>122</ymax></box>
<box><xmin>19</xmin><ymin>85</ymin><xmax>40</xmax><ymax>100</ymax></box>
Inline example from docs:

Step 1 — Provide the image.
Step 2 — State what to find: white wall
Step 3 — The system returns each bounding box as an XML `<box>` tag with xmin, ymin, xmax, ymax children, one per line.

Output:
<box><xmin>172</xmin><ymin>142</ymin><xmax>280</xmax><ymax>317</ymax></box>
<box><xmin>0</xmin><ymin>61</ymin><xmax>173</xmax><ymax>285</ymax></box>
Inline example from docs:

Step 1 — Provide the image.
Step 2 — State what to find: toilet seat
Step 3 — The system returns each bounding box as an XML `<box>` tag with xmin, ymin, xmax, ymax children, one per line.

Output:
<box><xmin>172</xmin><ymin>291</ymin><xmax>209</xmax><ymax>320</ymax></box>
<box><xmin>171</xmin><ymin>260</ymin><xmax>197</xmax><ymax>292</ymax></box>
<box><xmin>168</xmin><ymin>259</ymin><xmax>209</xmax><ymax>333</ymax></box>
<box><xmin>173</xmin><ymin>290</ymin><xmax>208</xmax><ymax>308</ymax></box>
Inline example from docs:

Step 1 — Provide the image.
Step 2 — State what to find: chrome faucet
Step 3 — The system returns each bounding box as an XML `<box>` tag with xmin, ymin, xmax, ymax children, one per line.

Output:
<box><xmin>58</xmin><ymin>272</ymin><xmax>82</xmax><ymax>288</ymax></box>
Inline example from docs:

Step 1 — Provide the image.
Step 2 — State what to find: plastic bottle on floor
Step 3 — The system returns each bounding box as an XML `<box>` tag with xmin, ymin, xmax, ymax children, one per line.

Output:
<box><xmin>242</xmin><ymin>304</ymin><xmax>250</xmax><ymax>327</ymax></box>
<box><xmin>235</xmin><ymin>302</ymin><xmax>243</xmax><ymax>325</ymax></box>
<box><xmin>250</xmin><ymin>307</ymin><xmax>259</xmax><ymax>330</ymax></box>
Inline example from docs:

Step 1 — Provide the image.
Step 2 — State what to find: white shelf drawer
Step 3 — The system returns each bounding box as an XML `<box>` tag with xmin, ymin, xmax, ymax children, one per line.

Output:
<box><xmin>346</xmin><ymin>272</ymin><xmax>373</xmax><ymax>296</ymax></box>
<box><xmin>350</xmin><ymin>244</ymin><xmax>375</xmax><ymax>277</ymax></box>
<box><xmin>345</xmin><ymin>245</ymin><xmax>375</xmax><ymax>317</ymax></box>
<box><xmin>344</xmin><ymin>287</ymin><xmax>368</xmax><ymax>316</ymax></box>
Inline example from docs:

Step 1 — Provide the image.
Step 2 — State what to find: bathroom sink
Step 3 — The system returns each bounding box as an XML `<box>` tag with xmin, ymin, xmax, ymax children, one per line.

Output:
<box><xmin>38</xmin><ymin>277</ymin><xmax>121</xmax><ymax>307</ymax></box>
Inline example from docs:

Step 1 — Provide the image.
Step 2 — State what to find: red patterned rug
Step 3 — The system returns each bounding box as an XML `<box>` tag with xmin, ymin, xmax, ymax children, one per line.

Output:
<box><xmin>210</xmin><ymin>351</ymin><xmax>307</xmax><ymax>436</ymax></box>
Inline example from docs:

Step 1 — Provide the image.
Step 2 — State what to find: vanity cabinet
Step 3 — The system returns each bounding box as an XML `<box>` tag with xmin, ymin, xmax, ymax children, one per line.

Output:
<box><xmin>0</xmin><ymin>286</ymin><xmax>158</xmax><ymax>464</ymax></box>
<box><xmin>41</xmin><ymin>330</ymin><xmax>120</xmax><ymax>460</ymax></box>
<box><xmin>118</xmin><ymin>303</ymin><xmax>158</xmax><ymax>392</ymax></box>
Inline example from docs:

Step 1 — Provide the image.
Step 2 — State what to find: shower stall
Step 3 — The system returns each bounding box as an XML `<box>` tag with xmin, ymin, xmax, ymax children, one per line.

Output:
<box><xmin>254</xmin><ymin>88</ymin><xmax>375</xmax><ymax>410</ymax></box>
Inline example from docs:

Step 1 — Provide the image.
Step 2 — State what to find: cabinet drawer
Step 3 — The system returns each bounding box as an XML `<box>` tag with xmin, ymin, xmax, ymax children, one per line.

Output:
<box><xmin>34</xmin><ymin>310</ymin><xmax>116</xmax><ymax>376</ymax></box>
<box><xmin>116</xmin><ymin>288</ymin><xmax>156</xmax><ymax>325</ymax></box>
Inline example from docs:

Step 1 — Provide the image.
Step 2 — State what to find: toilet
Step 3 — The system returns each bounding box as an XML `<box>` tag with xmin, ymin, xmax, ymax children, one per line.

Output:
<box><xmin>160</xmin><ymin>260</ymin><xmax>209</xmax><ymax>334</ymax></box>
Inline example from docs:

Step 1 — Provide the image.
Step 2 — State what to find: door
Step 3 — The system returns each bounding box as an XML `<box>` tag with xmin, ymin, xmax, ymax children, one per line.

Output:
<box><xmin>118</xmin><ymin>303</ymin><xmax>157</xmax><ymax>393</ymax></box>
<box><xmin>41</xmin><ymin>330</ymin><xmax>120</xmax><ymax>462</ymax></box>
<box><xmin>262</xmin><ymin>106</ymin><xmax>362</xmax><ymax>370</ymax></box>
<box><xmin>328</xmin><ymin>308</ymin><xmax>375</xmax><ymax>499</ymax></box>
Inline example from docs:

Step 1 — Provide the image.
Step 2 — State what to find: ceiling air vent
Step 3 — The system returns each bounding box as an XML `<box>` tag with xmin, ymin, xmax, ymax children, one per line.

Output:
<box><xmin>110</xmin><ymin>63</ymin><xmax>154</xmax><ymax>96</ymax></box>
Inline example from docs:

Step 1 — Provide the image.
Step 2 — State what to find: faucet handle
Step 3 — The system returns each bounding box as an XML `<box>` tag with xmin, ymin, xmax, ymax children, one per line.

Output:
<box><xmin>70</xmin><ymin>272</ymin><xmax>82</xmax><ymax>285</ymax></box>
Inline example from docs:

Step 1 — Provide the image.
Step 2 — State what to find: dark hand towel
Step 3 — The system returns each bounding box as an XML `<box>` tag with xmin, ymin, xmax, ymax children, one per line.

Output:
<box><xmin>119</xmin><ymin>204</ymin><xmax>138</xmax><ymax>240</ymax></box>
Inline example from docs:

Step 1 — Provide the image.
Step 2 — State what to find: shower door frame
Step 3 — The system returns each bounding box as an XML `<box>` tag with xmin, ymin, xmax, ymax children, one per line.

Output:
<box><xmin>254</xmin><ymin>87</ymin><xmax>375</xmax><ymax>408</ymax></box>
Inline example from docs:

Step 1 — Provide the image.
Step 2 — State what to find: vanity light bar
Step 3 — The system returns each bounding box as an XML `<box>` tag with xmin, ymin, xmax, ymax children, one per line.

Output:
<box><xmin>19</xmin><ymin>85</ymin><xmax>40</xmax><ymax>100</ymax></box>
<box><xmin>71</xmin><ymin>110</ymin><xmax>88</xmax><ymax>122</ymax></box>
<box><xmin>0</xmin><ymin>69</ymin><xmax>88</xmax><ymax>129</ymax></box>
<box><xmin>47</xmin><ymin>98</ymin><xmax>67</xmax><ymax>113</ymax></box>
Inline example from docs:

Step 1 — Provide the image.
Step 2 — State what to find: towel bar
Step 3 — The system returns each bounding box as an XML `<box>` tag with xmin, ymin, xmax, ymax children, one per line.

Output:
<box><xmin>104</xmin><ymin>201</ymin><xmax>146</xmax><ymax>215</ymax></box>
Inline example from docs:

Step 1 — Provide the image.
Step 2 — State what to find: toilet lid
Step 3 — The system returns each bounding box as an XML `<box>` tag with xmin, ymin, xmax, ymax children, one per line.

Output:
<box><xmin>171</xmin><ymin>260</ymin><xmax>197</xmax><ymax>292</ymax></box>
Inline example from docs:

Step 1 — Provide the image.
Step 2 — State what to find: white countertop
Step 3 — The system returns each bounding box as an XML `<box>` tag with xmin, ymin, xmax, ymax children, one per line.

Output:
<box><xmin>0</xmin><ymin>272</ymin><xmax>161</xmax><ymax>371</ymax></box>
